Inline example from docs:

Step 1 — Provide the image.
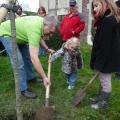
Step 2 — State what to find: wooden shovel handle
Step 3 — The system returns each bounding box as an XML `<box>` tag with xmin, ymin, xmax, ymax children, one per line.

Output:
<box><xmin>45</xmin><ymin>54</ymin><xmax>52</xmax><ymax>99</ymax></box>
<box><xmin>82</xmin><ymin>72</ymin><xmax>99</xmax><ymax>92</ymax></box>
<box><xmin>73</xmin><ymin>72</ymin><xmax>99</xmax><ymax>106</ymax></box>
<box><xmin>48</xmin><ymin>54</ymin><xmax>51</xmax><ymax>80</ymax></box>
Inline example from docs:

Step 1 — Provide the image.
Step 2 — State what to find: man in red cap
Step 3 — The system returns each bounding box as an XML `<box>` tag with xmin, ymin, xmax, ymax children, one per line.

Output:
<box><xmin>60</xmin><ymin>0</ymin><xmax>85</xmax><ymax>42</ymax></box>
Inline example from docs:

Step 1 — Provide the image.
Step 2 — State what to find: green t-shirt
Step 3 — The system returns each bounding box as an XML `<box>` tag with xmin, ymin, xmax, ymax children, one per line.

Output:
<box><xmin>0</xmin><ymin>16</ymin><xmax>44</xmax><ymax>48</ymax></box>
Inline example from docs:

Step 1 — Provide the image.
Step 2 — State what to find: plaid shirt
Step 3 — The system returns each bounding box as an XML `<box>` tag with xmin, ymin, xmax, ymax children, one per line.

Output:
<box><xmin>50</xmin><ymin>46</ymin><xmax>83</xmax><ymax>74</ymax></box>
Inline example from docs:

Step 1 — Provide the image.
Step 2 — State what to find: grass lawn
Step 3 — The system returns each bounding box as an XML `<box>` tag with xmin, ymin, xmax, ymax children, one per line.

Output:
<box><xmin>0</xmin><ymin>43</ymin><xmax>120</xmax><ymax>120</ymax></box>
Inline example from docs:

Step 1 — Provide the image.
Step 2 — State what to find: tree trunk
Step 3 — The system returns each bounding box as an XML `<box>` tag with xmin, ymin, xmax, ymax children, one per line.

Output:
<box><xmin>10</xmin><ymin>9</ymin><xmax>23</xmax><ymax>120</ymax></box>
<box><xmin>0</xmin><ymin>0</ymin><xmax>23</xmax><ymax>119</ymax></box>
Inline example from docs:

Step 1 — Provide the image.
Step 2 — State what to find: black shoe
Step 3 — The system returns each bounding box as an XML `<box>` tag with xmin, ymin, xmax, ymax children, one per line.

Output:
<box><xmin>21</xmin><ymin>90</ymin><xmax>37</xmax><ymax>99</ymax></box>
<box><xmin>91</xmin><ymin>91</ymin><xmax>110</xmax><ymax>110</ymax></box>
<box><xmin>28</xmin><ymin>78</ymin><xmax>43</xmax><ymax>84</ymax></box>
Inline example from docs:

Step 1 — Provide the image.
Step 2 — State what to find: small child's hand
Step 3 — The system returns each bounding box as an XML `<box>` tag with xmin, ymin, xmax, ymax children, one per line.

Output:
<box><xmin>48</xmin><ymin>59</ymin><xmax>52</xmax><ymax>63</ymax></box>
<box><xmin>47</xmin><ymin>49</ymin><xmax>55</xmax><ymax>54</ymax></box>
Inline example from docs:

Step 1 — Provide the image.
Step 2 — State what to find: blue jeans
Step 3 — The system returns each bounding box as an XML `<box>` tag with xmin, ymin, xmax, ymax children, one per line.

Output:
<box><xmin>0</xmin><ymin>37</ymin><xmax>35</xmax><ymax>91</ymax></box>
<box><xmin>66</xmin><ymin>71</ymin><xmax>77</xmax><ymax>86</ymax></box>
<box><xmin>39</xmin><ymin>47</ymin><xmax>47</xmax><ymax>56</ymax></box>
<box><xmin>18</xmin><ymin>44</ymin><xmax>36</xmax><ymax>81</ymax></box>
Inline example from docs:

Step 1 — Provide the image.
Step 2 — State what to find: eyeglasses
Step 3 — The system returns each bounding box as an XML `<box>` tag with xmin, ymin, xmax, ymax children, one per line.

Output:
<box><xmin>50</xmin><ymin>31</ymin><xmax>54</xmax><ymax>34</ymax></box>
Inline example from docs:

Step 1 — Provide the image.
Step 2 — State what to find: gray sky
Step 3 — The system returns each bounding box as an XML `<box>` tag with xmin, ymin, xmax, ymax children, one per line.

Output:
<box><xmin>18</xmin><ymin>0</ymin><xmax>39</xmax><ymax>12</ymax></box>
<box><xmin>0</xmin><ymin>0</ymin><xmax>39</xmax><ymax>12</ymax></box>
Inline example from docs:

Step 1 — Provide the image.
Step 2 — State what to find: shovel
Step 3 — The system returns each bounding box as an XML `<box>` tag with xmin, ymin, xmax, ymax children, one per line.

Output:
<box><xmin>34</xmin><ymin>54</ymin><xmax>55</xmax><ymax>120</ymax></box>
<box><xmin>73</xmin><ymin>72</ymin><xmax>99</xmax><ymax>107</ymax></box>
<box><xmin>45</xmin><ymin>53</ymin><xmax>51</xmax><ymax>107</ymax></box>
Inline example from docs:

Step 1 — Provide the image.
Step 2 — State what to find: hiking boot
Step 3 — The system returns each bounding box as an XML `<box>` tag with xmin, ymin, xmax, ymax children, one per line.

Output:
<box><xmin>91</xmin><ymin>100</ymin><xmax>108</xmax><ymax>109</ymax></box>
<box><xmin>21</xmin><ymin>90</ymin><xmax>37</xmax><ymax>99</ymax></box>
<box><xmin>91</xmin><ymin>91</ymin><xmax>111</xmax><ymax>110</ymax></box>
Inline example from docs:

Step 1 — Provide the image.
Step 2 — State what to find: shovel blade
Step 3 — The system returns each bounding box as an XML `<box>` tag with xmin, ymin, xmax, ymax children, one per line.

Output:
<box><xmin>44</xmin><ymin>98</ymin><xmax>49</xmax><ymax>107</ymax></box>
<box><xmin>73</xmin><ymin>89</ymin><xmax>86</xmax><ymax>106</ymax></box>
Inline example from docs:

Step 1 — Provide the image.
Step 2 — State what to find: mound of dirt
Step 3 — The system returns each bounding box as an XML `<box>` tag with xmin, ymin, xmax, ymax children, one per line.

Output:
<box><xmin>34</xmin><ymin>107</ymin><xmax>54</xmax><ymax>120</ymax></box>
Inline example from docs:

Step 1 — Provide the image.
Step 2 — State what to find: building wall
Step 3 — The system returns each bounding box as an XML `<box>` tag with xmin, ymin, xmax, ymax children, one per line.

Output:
<box><xmin>39</xmin><ymin>0</ymin><xmax>83</xmax><ymax>15</ymax></box>
<box><xmin>39</xmin><ymin>0</ymin><xmax>90</xmax><ymax>41</ymax></box>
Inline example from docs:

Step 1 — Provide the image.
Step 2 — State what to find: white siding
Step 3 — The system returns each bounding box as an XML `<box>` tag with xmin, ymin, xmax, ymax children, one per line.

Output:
<box><xmin>49</xmin><ymin>0</ymin><xmax>56</xmax><ymax>9</ymax></box>
<box><xmin>77</xmin><ymin>0</ymin><xmax>82</xmax><ymax>13</ymax></box>
<box><xmin>39</xmin><ymin>0</ymin><xmax>83</xmax><ymax>15</ymax></box>
<box><xmin>57</xmin><ymin>0</ymin><xmax>69</xmax><ymax>8</ymax></box>
<box><xmin>39</xmin><ymin>0</ymin><xmax>49</xmax><ymax>13</ymax></box>
<box><xmin>57</xmin><ymin>0</ymin><xmax>69</xmax><ymax>15</ymax></box>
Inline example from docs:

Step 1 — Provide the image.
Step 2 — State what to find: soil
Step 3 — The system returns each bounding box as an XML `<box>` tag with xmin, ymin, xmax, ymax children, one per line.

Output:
<box><xmin>0</xmin><ymin>113</ymin><xmax>34</xmax><ymax>120</ymax></box>
<box><xmin>34</xmin><ymin>107</ymin><xmax>54</xmax><ymax>120</ymax></box>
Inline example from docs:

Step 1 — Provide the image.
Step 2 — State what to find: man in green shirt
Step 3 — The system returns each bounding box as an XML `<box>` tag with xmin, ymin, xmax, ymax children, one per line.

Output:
<box><xmin>0</xmin><ymin>15</ymin><xmax>56</xmax><ymax>98</ymax></box>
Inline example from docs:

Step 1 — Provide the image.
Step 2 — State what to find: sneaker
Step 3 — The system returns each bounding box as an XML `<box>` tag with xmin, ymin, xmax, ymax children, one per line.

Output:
<box><xmin>66</xmin><ymin>80</ymin><xmax>69</xmax><ymax>84</ymax></box>
<box><xmin>68</xmin><ymin>85</ymin><xmax>74</xmax><ymax>90</ymax></box>
<box><xmin>91</xmin><ymin>100</ymin><xmax>108</xmax><ymax>110</ymax></box>
<box><xmin>21</xmin><ymin>90</ymin><xmax>37</xmax><ymax>99</ymax></box>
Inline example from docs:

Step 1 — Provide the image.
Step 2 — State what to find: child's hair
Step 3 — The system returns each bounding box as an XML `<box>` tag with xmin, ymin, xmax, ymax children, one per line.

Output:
<box><xmin>92</xmin><ymin>0</ymin><xmax>120</xmax><ymax>22</ymax></box>
<box><xmin>106</xmin><ymin>0</ymin><xmax>120</xmax><ymax>23</ymax></box>
<box><xmin>92</xmin><ymin>0</ymin><xmax>106</xmax><ymax>17</ymax></box>
<box><xmin>37</xmin><ymin>6</ymin><xmax>46</xmax><ymax>16</ymax></box>
<box><xmin>64</xmin><ymin>37</ymin><xmax>80</xmax><ymax>49</ymax></box>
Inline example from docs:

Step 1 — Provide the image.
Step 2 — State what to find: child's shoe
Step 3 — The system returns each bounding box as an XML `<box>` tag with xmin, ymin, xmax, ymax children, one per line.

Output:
<box><xmin>66</xmin><ymin>80</ymin><xmax>69</xmax><ymax>84</ymax></box>
<box><xmin>68</xmin><ymin>85</ymin><xmax>74</xmax><ymax>90</ymax></box>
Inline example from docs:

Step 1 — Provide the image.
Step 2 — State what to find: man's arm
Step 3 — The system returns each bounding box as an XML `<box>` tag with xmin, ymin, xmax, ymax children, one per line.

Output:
<box><xmin>40</xmin><ymin>39</ymin><xmax>54</xmax><ymax>53</ymax></box>
<box><xmin>29</xmin><ymin>45</ymin><xmax>50</xmax><ymax>86</ymax></box>
<box><xmin>41</xmin><ymin>39</ymin><xmax>49</xmax><ymax>50</ymax></box>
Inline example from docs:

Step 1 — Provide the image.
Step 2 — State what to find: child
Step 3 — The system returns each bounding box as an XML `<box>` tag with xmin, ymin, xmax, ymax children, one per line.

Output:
<box><xmin>90</xmin><ymin>0</ymin><xmax>120</xmax><ymax>109</ymax></box>
<box><xmin>37</xmin><ymin>6</ymin><xmax>46</xmax><ymax>17</ymax></box>
<box><xmin>50</xmin><ymin>37</ymin><xmax>83</xmax><ymax>90</ymax></box>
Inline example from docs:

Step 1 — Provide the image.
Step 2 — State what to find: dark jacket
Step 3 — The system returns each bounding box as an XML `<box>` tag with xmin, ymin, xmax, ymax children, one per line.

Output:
<box><xmin>90</xmin><ymin>14</ymin><xmax>120</xmax><ymax>73</ymax></box>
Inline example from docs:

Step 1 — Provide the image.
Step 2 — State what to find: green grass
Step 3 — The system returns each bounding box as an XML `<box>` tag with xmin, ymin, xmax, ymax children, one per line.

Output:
<box><xmin>0</xmin><ymin>43</ymin><xmax>120</xmax><ymax>120</ymax></box>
